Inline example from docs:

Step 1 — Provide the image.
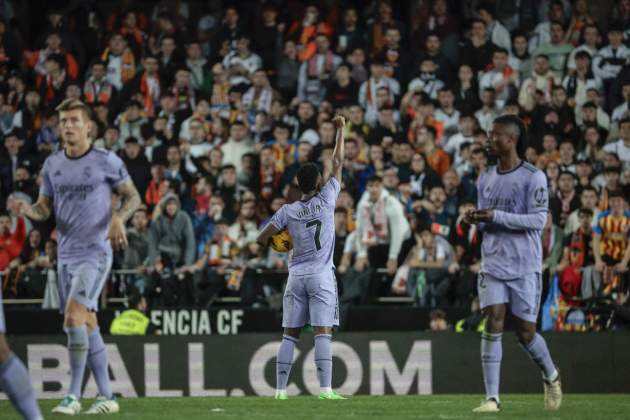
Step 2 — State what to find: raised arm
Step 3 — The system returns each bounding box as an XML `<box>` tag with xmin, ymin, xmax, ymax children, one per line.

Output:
<box><xmin>326</xmin><ymin>115</ymin><xmax>346</xmax><ymax>182</ymax></box>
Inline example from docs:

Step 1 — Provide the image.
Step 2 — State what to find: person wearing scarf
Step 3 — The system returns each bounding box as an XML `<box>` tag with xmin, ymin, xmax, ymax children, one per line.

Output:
<box><xmin>100</xmin><ymin>33</ymin><xmax>136</xmax><ymax>90</ymax></box>
<box><xmin>286</xmin><ymin>4</ymin><xmax>333</xmax><ymax>63</ymax></box>
<box><xmin>297</xmin><ymin>34</ymin><xmax>340</xmax><ymax>106</ymax></box>
<box><xmin>170</xmin><ymin>67</ymin><xmax>196</xmax><ymax>111</ymax></box>
<box><xmin>83</xmin><ymin>60</ymin><xmax>115</xmax><ymax>105</ymax></box>
<box><xmin>355</xmin><ymin>175</ymin><xmax>411</xmax><ymax>280</ymax></box>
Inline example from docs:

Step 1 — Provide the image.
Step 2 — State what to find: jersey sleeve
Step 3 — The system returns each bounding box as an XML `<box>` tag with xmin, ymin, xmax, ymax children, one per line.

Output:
<box><xmin>320</xmin><ymin>177</ymin><xmax>341</xmax><ymax>206</ymax></box>
<box><xmin>40</xmin><ymin>158</ymin><xmax>53</xmax><ymax>197</ymax></box>
<box><xmin>527</xmin><ymin>170</ymin><xmax>549</xmax><ymax>214</ymax></box>
<box><xmin>105</xmin><ymin>152</ymin><xmax>130</xmax><ymax>188</ymax></box>
<box><xmin>592</xmin><ymin>212</ymin><xmax>606</xmax><ymax>235</ymax></box>
<box><xmin>269</xmin><ymin>205</ymin><xmax>288</xmax><ymax>231</ymax></box>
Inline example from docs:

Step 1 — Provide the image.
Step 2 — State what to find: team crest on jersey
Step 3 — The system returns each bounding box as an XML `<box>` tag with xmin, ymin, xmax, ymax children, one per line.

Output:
<box><xmin>83</xmin><ymin>166</ymin><xmax>92</xmax><ymax>179</ymax></box>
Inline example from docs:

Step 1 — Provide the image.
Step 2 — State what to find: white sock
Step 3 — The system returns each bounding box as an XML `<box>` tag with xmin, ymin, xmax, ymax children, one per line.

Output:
<box><xmin>320</xmin><ymin>387</ymin><xmax>332</xmax><ymax>394</ymax></box>
<box><xmin>546</xmin><ymin>369</ymin><xmax>559</xmax><ymax>382</ymax></box>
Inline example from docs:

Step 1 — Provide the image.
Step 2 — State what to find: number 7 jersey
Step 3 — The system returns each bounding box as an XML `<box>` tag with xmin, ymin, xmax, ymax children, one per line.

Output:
<box><xmin>269</xmin><ymin>177</ymin><xmax>340</xmax><ymax>275</ymax></box>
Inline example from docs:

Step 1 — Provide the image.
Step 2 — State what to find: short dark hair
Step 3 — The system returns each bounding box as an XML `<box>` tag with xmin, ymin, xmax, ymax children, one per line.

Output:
<box><xmin>619</xmin><ymin>117</ymin><xmax>630</xmax><ymax>127</ymax></box>
<box><xmin>366</xmin><ymin>175</ymin><xmax>383</xmax><ymax>185</ymax></box>
<box><xmin>296</xmin><ymin>163</ymin><xmax>321</xmax><ymax>194</ymax></box>
<box><xmin>493</xmin><ymin>114</ymin><xmax>527</xmax><ymax>157</ymax></box>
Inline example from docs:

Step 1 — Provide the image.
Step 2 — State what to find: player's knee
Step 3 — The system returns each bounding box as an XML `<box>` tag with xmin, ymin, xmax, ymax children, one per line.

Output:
<box><xmin>484</xmin><ymin>311</ymin><xmax>505</xmax><ymax>333</ymax></box>
<box><xmin>313</xmin><ymin>326</ymin><xmax>333</xmax><ymax>335</ymax></box>
<box><xmin>284</xmin><ymin>328</ymin><xmax>301</xmax><ymax>339</ymax></box>
<box><xmin>0</xmin><ymin>335</ymin><xmax>11</xmax><ymax>363</ymax></box>
<box><xmin>64</xmin><ymin>311</ymin><xmax>86</xmax><ymax>328</ymax></box>
<box><xmin>515</xmin><ymin>328</ymin><xmax>535</xmax><ymax>345</ymax></box>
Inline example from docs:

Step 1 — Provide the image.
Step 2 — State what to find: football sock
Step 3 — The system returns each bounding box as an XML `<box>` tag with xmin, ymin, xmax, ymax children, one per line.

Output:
<box><xmin>276</xmin><ymin>335</ymin><xmax>297</xmax><ymax>391</ymax></box>
<box><xmin>314</xmin><ymin>334</ymin><xmax>333</xmax><ymax>391</ymax></box>
<box><xmin>521</xmin><ymin>333</ymin><xmax>558</xmax><ymax>381</ymax></box>
<box><xmin>481</xmin><ymin>332</ymin><xmax>502</xmax><ymax>402</ymax></box>
<box><xmin>88</xmin><ymin>327</ymin><xmax>113</xmax><ymax>399</ymax></box>
<box><xmin>66</xmin><ymin>325</ymin><xmax>89</xmax><ymax>398</ymax></box>
<box><xmin>0</xmin><ymin>353</ymin><xmax>43</xmax><ymax>420</ymax></box>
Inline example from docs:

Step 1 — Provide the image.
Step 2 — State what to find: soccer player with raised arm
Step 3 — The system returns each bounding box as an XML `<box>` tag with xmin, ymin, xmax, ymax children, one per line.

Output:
<box><xmin>466</xmin><ymin>115</ymin><xmax>562</xmax><ymax>412</ymax></box>
<box><xmin>17</xmin><ymin>99</ymin><xmax>141</xmax><ymax>415</ymax></box>
<box><xmin>257</xmin><ymin>115</ymin><xmax>346</xmax><ymax>400</ymax></box>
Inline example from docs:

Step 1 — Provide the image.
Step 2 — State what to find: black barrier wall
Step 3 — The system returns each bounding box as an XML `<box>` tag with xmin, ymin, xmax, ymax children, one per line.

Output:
<box><xmin>4</xmin><ymin>333</ymin><xmax>630</xmax><ymax>398</ymax></box>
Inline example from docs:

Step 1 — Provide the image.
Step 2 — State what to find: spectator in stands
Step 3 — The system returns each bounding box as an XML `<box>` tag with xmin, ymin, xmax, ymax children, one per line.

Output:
<box><xmin>0</xmin><ymin>212</ymin><xmax>25</xmax><ymax>273</ymax></box>
<box><xmin>147</xmin><ymin>193</ymin><xmax>195</xmax><ymax>273</ymax></box>
<box><xmin>223</xmin><ymin>34</ymin><xmax>262</xmax><ymax>87</ymax></box>
<box><xmin>120</xmin><ymin>137</ymin><xmax>151</xmax><ymax>198</ymax></box>
<box><xmin>518</xmin><ymin>54</ymin><xmax>557</xmax><ymax>111</ymax></box>
<box><xmin>297</xmin><ymin>33</ymin><xmax>341</xmax><ymax>106</ymax></box>
<box><xmin>407</xmin><ymin>218</ymin><xmax>451</xmax><ymax>307</ymax></box>
<box><xmin>603</xmin><ymin>118</ymin><xmax>630</xmax><ymax>168</ymax></box>
<box><xmin>157</xmin><ymin>35</ymin><xmax>182</xmax><ymax>87</ymax></box>
<box><xmin>123</xmin><ymin>206</ymin><xmax>151</xmax><ymax>293</ymax></box>
<box><xmin>593</xmin><ymin>23</ymin><xmax>630</xmax><ymax>111</ymax></box>
<box><xmin>123</xmin><ymin>55</ymin><xmax>162</xmax><ymax>117</ymax></box>
<box><xmin>118</xmin><ymin>101</ymin><xmax>148</xmax><ymax>143</ymax></box>
<box><xmin>407</xmin><ymin>58</ymin><xmax>445</xmax><ymax>101</ymax></box>
<box><xmin>169</xmin><ymin>67</ymin><xmax>195</xmax><ymax>111</ymax></box>
<box><xmin>191</xmin><ymin>218</ymin><xmax>238</xmax><ymax>306</ymax></box>
<box><xmin>563</xmin><ymin>50</ymin><xmax>600</xmax><ymax>111</ymax></box>
<box><xmin>185</xmin><ymin>40</ymin><xmax>212</xmax><ymax>97</ymax></box>
<box><xmin>24</xmin><ymin>30</ymin><xmax>79</xmax><ymax>82</ymax></box>
<box><xmin>228</xmin><ymin>199</ymin><xmax>258</xmax><ymax>250</ymax></box>
<box><xmin>556</xmin><ymin>207</ymin><xmax>596</xmax><ymax>299</ymax></box>
<box><xmin>355</xmin><ymin>175</ymin><xmax>410</xmax><ymax>300</ymax></box>
<box><xmin>83</xmin><ymin>60</ymin><xmax>116</xmax><ymax>106</ymax></box>
<box><xmin>359</xmin><ymin>58</ymin><xmax>400</xmax><ymax>123</ymax></box>
<box><xmin>593</xmin><ymin>191</ymin><xmax>630</xmax><ymax>293</ymax></box>
<box><xmin>611</xmin><ymin>82</ymin><xmax>630</xmax><ymax>125</ymax></box>
<box><xmin>221</xmin><ymin>120</ymin><xmax>254</xmax><ymax>168</ymax></box>
<box><xmin>243</xmin><ymin>69</ymin><xmax>274</xmax><ymax>115</ymax></box>
<box><xmin>415</xmin><ymin>125</ymin><xmax>449</xmax><ymax>177</ymax></box>
<box><xmin>475</xmin><ymin>88</ymin><xmax>499</xmax><ymax>132</ymax></box>
<box><xmin>564</xmin><ymin>185</ymin><xmax>600</xmax><ymax>235</ymax></box>
<box><xmin>550</xmin><ymin>171</ymin><xmax>581</xmax><ymax>229</ymax></box>
<box><xmin>101</xmin><ymin>33</ymin><xmax>136</xmax><ymax>91</ymax></box>
<box><xmin>38</xmin><ymin>54</ymin><xmax>68</xmax><ymax>109</ymax></box>
<box><xmin>508</xmin><ymin>31</ymin><xmax>532</xmax><ymax>80</ymax></box>
<box><xmin>479</xmin><ymin>48</ymin><xmax>519</xmax><ymax>109</ymax></box>
<box><xmin>533</xmin><ymin>20</ymin><xmax>573</xmax><ymax>79</ymax></box>
<box><xmin>416</xmin><ymin>34</ymin><xmax>452</xmax><ymax>85</ymax></box>
<box><xmin>460</xmin><ymin>18</ymin><xmax>498</xmax><ymax>74</ymax></box>
<box><xmin>476</xmin><ymin>2</ymin><xmax>511</xmax><ymax>51</ymax></box>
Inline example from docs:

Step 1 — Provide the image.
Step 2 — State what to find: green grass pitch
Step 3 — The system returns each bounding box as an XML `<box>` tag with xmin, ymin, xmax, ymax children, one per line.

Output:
<box><xmin>2</xmin><ymin>395</ymin><xmax>629</xmax><ymax>419</ymax></box>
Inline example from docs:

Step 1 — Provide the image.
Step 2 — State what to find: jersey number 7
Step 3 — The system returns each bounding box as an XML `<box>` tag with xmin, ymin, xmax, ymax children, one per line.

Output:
<box><xmin>306</xmin><ymin>219</ymin><xmax>322</xmax><ymax>251</ymax></box>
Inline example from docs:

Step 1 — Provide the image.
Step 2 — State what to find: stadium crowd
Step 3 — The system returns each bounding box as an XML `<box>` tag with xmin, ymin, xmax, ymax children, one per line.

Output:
<box><xmin>0</xmin><ymin>0</ymin><xmax>629</xmax><ymax>312</ymax></box>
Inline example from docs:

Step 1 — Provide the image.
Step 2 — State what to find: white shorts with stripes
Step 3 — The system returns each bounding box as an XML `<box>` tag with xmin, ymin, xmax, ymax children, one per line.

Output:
<box><xmin>282</xmin><ymin>268</ymin><xmax>339</xmax><ymax>328</ymax></box>
<box><xmin>478</xmin><ymin>272</ymin><xmax>542</xmax><ymax>323</ymax></box>
<box><xmin>57</xmin><ymin>250</ymin><xmax>113</xmax><ymax>313</ymax></box>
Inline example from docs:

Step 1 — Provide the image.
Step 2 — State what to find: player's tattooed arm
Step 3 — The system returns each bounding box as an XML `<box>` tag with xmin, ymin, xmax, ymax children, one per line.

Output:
<box><xmin>19</xmin><ymin>195</ymin><xmax>52</xmax><ymax>221</ymax></box>
<box><xmin>113</xmin><ymin>179</ymin><xmax>142</xmax><ymax>223</ymax></box>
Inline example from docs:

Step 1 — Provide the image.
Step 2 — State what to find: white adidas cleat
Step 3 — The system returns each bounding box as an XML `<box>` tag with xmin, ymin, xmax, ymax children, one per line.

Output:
<box><xmin>52</xmin><ymin>394</ymin><xmax>82</xmax><ymax>415</ymax></box>
<box><xmin>544</xmin><ymin>371</ymin><xmax>562</xmax><ymax>411</ymax></box>
<box><xmin>85</xmin><ymin>395</ymin><xmax>120</xmax><ymax>414</ymax></box>
<box><xmin>472</xmin><ymin>398</ymin><xmax>501</xmax><ymax>413</ymax></box>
